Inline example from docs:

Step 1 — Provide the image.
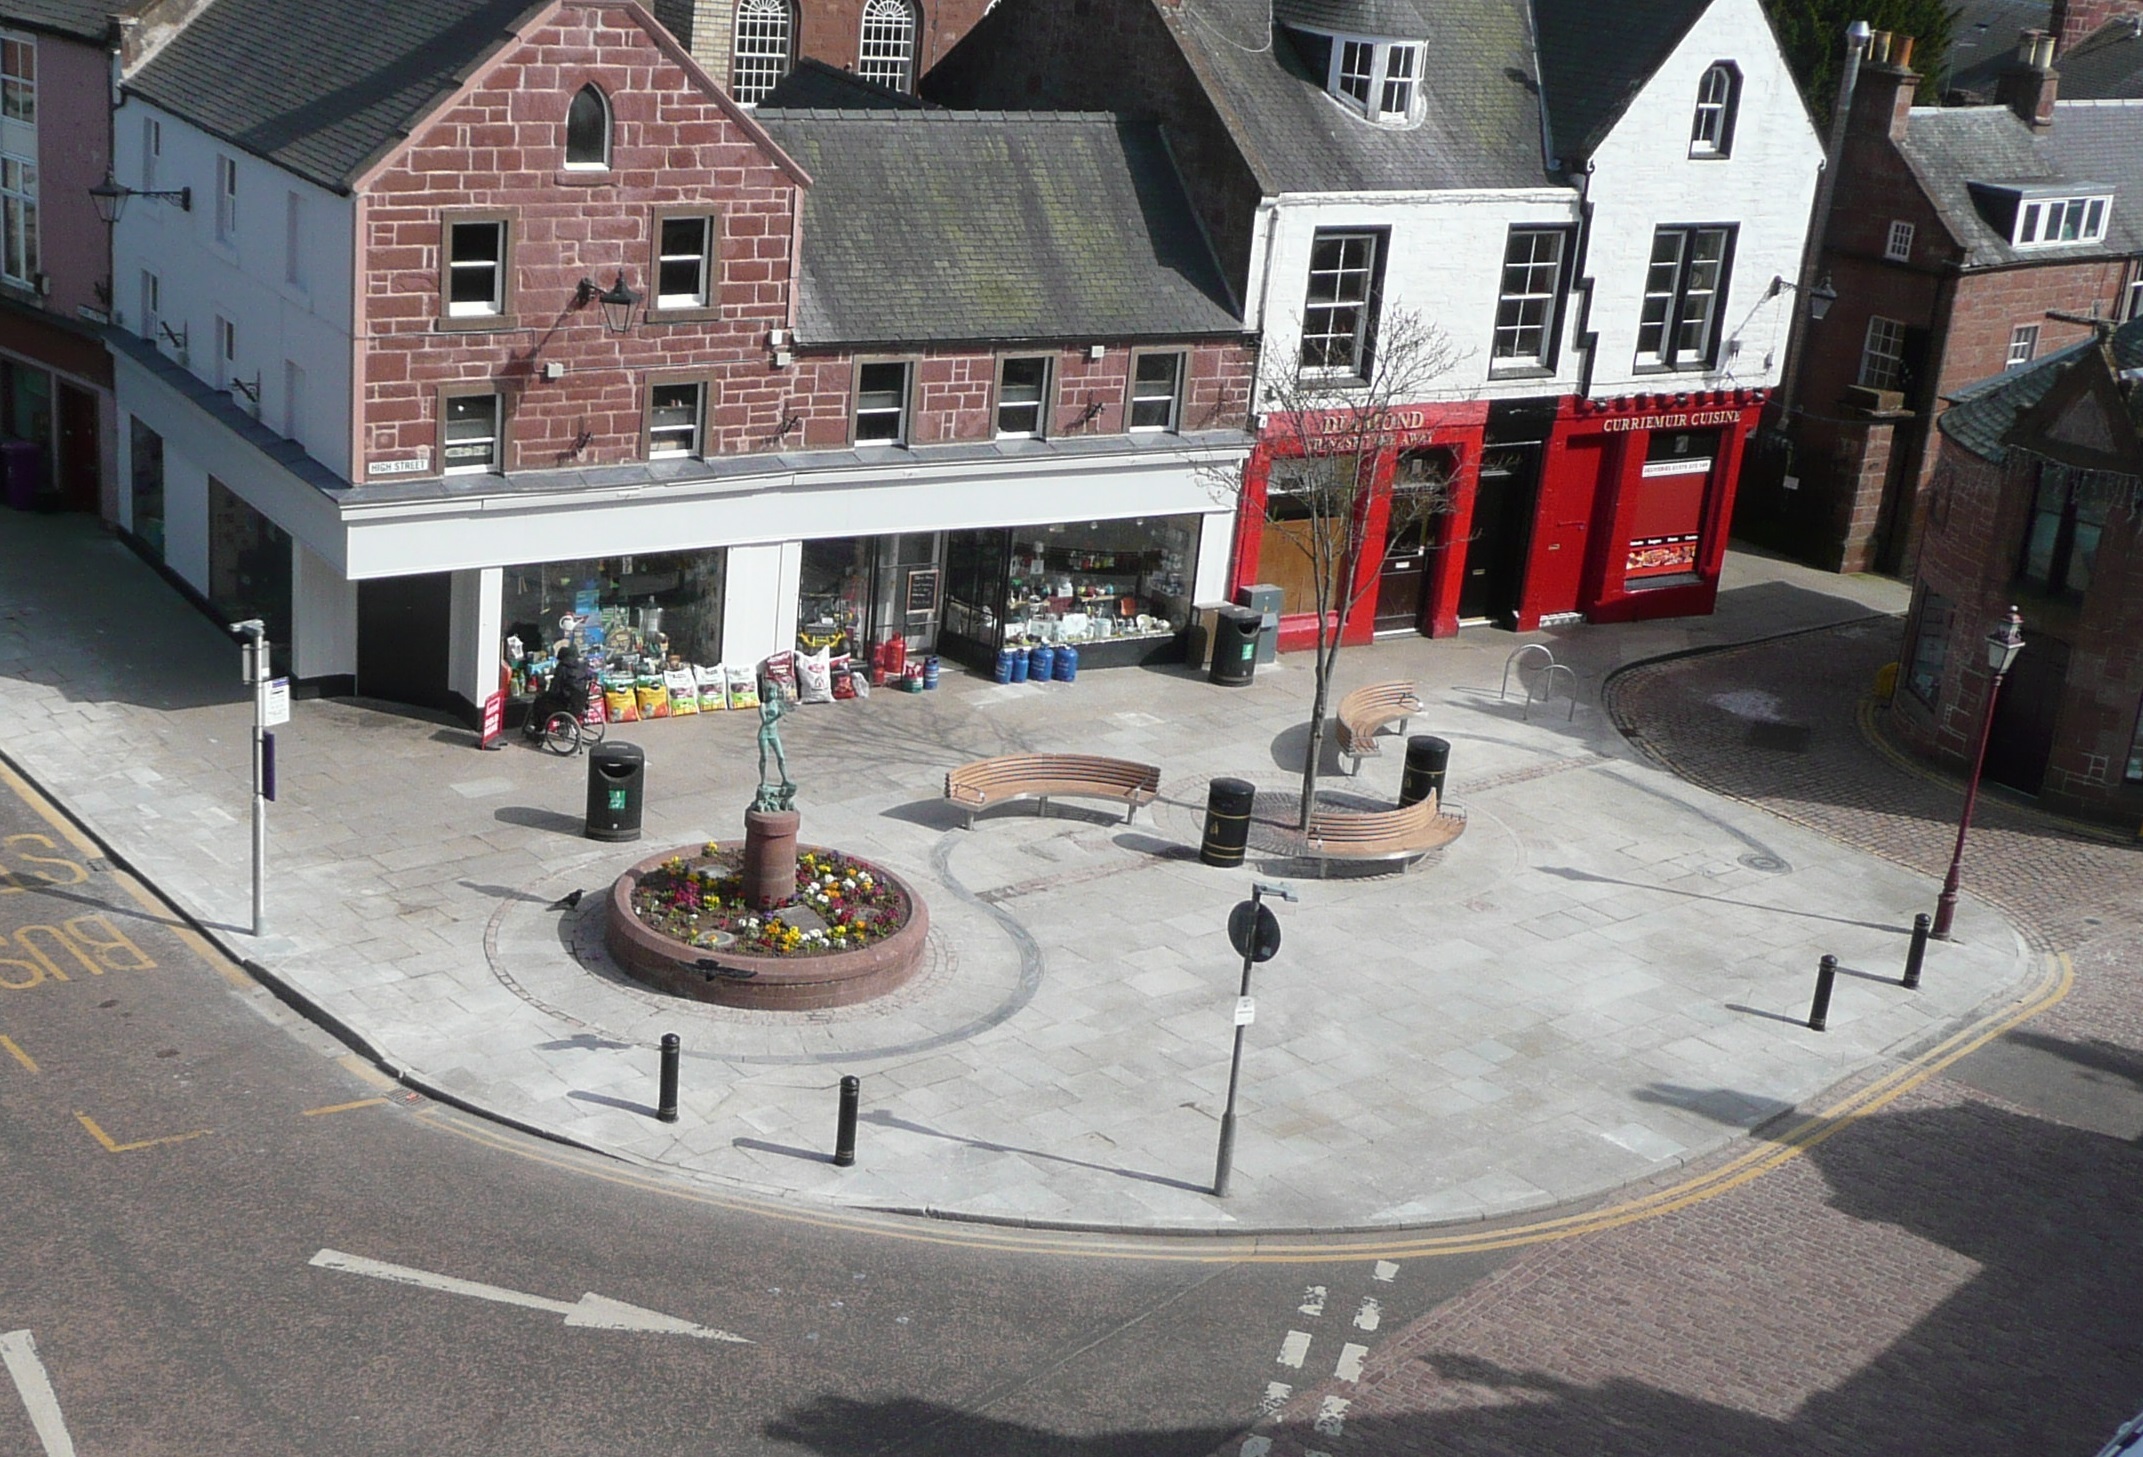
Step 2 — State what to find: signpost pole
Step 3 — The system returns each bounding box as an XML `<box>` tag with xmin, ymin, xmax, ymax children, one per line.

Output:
<box><xmin>233</xmin><ymin>620</ymin><xmax>268</xmax><ymax>938</ymax></box>
<box><xmin>1212</xmin><ymin>881</ymin><xmax>1295</xmax><ymax>1199</ymax></box>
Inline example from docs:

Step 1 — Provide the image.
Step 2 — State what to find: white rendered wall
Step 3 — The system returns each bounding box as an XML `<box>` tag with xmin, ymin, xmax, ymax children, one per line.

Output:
<box><xmin>1580</xmin><ymin>0</ymin><xmax>1824</xmax><ymax>394</ymax></box>
<box><xmin>292</xmin><ymin>544</ymin><xmax>357</xmax><ymax>680</ymax></box>
<box><xmin>1251</xmin><ymin>189</ymin><xmax>1583</xmax><ymax>406</ymax></box>
<box><xmin>108</xmin><ymin>99</ymin><xmax>358</xmax><ymax>479</ymax></box>
<box><xmin>1195</xmin><ymin>511</ymin><xmax>1234</xmax><ymax>603</ymax></box>
<box><xmin>448</xmin><ymin>567</ymin><xmax>504</xmax><ymax>708</ymax></box>
<box><xmin>720</xmin><ymin>542</ymin><xmax>791</xmax><ymax>665</ymax></box>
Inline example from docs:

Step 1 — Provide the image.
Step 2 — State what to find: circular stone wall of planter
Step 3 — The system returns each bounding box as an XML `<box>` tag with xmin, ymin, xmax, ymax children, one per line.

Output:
<box><xmin>604</xmin><ymin>843</ymin><xmax>930</xmax><ymax>1011</ymax></box>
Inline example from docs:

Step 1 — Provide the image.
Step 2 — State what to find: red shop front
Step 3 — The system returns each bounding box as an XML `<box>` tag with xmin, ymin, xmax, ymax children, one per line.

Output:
<box><xmin>1229</xmin><ymin>391</ymin><xmax>1764</xmax><ymax>651</ymax></box>
<box><xmin>1512</xmin><ymin>390</ymin><xmax>1766</xmax><ymax>631</ymax></box>
<box><xmin>1229</xmin><ymin>400</ymin><xmax>1490</xmax><ymax>653</ymax></box>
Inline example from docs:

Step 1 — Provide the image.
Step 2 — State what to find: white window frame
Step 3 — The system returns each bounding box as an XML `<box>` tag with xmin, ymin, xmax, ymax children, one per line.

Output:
<box><xmin>2014</xmin><ymin>194</ymin><xmax>2112</xmax><ymax>247</ymax></box>
<box><xmin>0</xmin><ymin>31</ymin><xmax>32</xmax><ymax>125</ymax></box>
<box><xmin>1635</xmin><ymin>224</ymin><xmax>1734</xmax><ymax>371</ymax></box>
<box><xmin>1689</xmin><ymin>62</ymin><xmax>1737</xmax><ymax>157</ymax></box>
<box><xmin>1327</xmin><ymin>35</ymin><xmax>1417</xmax><ymax>123</ymax></box>
<box><xmin>995</xmin><ymin>355</ymin><xmax>1051</xmax><ymax>438</ymax></box>
<box><xmin>1128</xmin><ymin>351</ymin><xmax>1184</xmax><ymax>432</ymax></box>
<box><xmin>215</xmin><ymin>314</ymin><xmax>237</xmax><ymax>388</ymax></box>
<box><xmin>647</xmin><ymin>381</ymin><xmax>705</xmax><ymax>458</ymax></box>
<box><xmin>1491</xmin><ymin>227</ymin><xmax>1567</xmax><ymax>369</ymax></box>
<box><xmin>731</xmin><ymin>0</ymin><xmax>793</xmax><ymax>104</ymax></box>
<box><xmin>564</xmin><ymin>84</ymin><xmax>611</xmax><ymax>170</ymax></box>
<box><xmin>284</xmin><ymin>191</ymin><xmax>304</xmax><ymax>289</ymax></box>
<box><xmin>654</xmin><ymin>215</ymin><xmax>712</xmax><ymax>309</ymax></box>
<box><xmin>2008</xmin><ymin>323</ymin><xmax>2039</xmax><ymax>367</ymax></box>
<box><xmin>214</xmin><ymin>154</ymin><xmax>237</xmax><ymax>244</ymax></box>
<box><xmin>2129</xmin><ymin>276</ymin><xmax>2143</xmax><ymax>322</ymax></box>
<box><xmin>0</xmin><ymin>152</ymin><xmax>35</xmax><ymax>289</ymax></box>
<box><xmin>142</xmin><ymin>116</ymin><xmax>159</xmax><ymax>192</ymax></box>
<box><xmin>139</xmin><ymin>270</ymin><xmax>159</xmax><ymax>341</ymax></box>
<box><xmin>852</xmin><ymin>359</ymin><xmax>911</xmax><ymax>445</ymax></box>
<box><xmin>442</xmin><ymin>392</ymin><xmax>503</xmax><ymax>474</ymax></box>
<box><xmin>1858</xmin><ymin>315</ymin><xmax>1906</xmax><ymax>389</ymax></box>
<box><xmin>856</xmin><ymin>0</ymin><xmax>917</xmax><ymax>92</ymax></box>
<box><xmin>1885</xmin><ymin>220</ymin><xmax>1915</xmax><ymax>262</ymax></box>
<box><xmin>1301</xmin><ymin>228</ymin><xmax>1382</xmax><ymax>379</ymax></box>
<box><xmin>283</xmin><ymin>359</ymin><xmax>305</xmax><ymax>441</ymax></box>
<box><xmin>445</xmin><ymin>219</ymin><xmax>507</xmax><ymax>318</ymax></box>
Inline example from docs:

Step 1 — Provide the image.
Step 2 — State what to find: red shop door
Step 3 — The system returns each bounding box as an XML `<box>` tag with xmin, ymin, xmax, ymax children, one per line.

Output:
<box><xmin>1528</xmin><ymin>435</ymin><xmax>1608</xmax><ymax>619</ymax></box>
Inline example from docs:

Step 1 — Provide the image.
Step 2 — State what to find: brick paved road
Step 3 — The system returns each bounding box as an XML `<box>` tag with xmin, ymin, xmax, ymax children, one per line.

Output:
<box><xmin>1222</xmin><ymin>618</ymin><xmax>2143</xmax><ymax>1457</ymax></box>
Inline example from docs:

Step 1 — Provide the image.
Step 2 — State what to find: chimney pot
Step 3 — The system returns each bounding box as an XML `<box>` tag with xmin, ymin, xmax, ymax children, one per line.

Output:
<box><xmin>1894</xmin><ymin>34</ymin><xmax>1916</xmax><ymax>67</ymax></box>
<box><xmin>1871</xmin><ymin>29</ymin><xmax>1893</xmax><ymax>63</ymax></box>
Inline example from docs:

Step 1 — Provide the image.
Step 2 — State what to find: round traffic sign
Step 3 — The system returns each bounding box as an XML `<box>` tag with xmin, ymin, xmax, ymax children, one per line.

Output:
<box><xmin>1227</xmin><ymin>900</ymin><xmax>1282</xmax><ymax>963</ymax></box>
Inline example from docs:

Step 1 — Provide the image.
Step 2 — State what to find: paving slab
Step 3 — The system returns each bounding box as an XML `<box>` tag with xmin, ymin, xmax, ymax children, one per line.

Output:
<box><xmin>0</xmin><ymin>514</ymin><xmax>2037</xmax><ymax>1232</ymax></box>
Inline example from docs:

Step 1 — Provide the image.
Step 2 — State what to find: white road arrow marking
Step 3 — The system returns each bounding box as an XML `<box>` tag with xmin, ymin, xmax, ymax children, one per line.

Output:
<box><xmin>309</xmin><ymin>1249</ymin><xmax>750</xmax><ymax>1342</ymax></box>
<box><xmin>1</xmin><ymin>1330</ymin><xmax>77</xmax><ymax>1457</ymax></box>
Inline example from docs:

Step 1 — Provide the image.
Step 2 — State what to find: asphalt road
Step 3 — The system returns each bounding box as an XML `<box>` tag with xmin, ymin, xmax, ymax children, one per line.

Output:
<box><xmin>0</xmin><ymin>763</ymin><xmax>1502</xmax><ymax>1455</ymax></box>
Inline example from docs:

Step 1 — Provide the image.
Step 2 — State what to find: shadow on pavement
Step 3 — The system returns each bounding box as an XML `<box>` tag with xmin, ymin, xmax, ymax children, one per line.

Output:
<box><xmin>1533</xmin><ymin>864</ymin><xmax>1908</xmax><ymax>935</ymax></box>
<box><xmin>859</xmin><ymin>1110</ymin><xmax>1209</xmax><ymax>1194</ymax></box>
<box><xmin>768</xmin><ymin>1096</ymin><xmax>2143</xmax><ymax>1457</ymax></box>
<box><xmin>494</xmin><ymin>805</ymin><xmax>588</xmax><ymax>836</ymax></box>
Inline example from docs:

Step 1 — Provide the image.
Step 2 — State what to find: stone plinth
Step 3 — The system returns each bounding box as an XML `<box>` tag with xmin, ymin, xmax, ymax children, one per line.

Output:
<box><xmin>743</xmin><ymin>808</ymin><xmax>799</xmax><ymax>909</ymax></box>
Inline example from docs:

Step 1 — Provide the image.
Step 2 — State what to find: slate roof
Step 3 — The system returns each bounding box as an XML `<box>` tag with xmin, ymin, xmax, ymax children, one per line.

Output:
<box><xmin>1156</xmin><ymin>0</ymin><xmax>1551</xmax><ymax>194</ymax></box>
<box><xmin>1938</xmin><ymin>317</ymin><xmax>2143</xmax><ymax>462</ymax></box>
<box><xmin>755</xmin><ymin>110</ymin><xmax>1242</xmax><ymax>345</ymax></box>
<box><xmin>1944</xmin><ymin>0</ymin><xmax>2055</xmax><ymax>100</ymax></box>
<box><xmin>760</xmin><ymin>57</ymin><xmax>930</xmax><ymax>110</ymax></box>
<box><xmin>1272</xmin><ymin>0</ymin><xmax>1433</xmax><ymax>39</ymax></box>
<box><xmin>1896</xmin><ymin>103</ymin><xmax>2137</xmax><ymax>267</ymax></box>
<box><xmin>123</xmin><ymin>0</ymin><xmax>549</xmax><ymax>192</ymax></box>
<box><xmin>1531</xmin><ymin>0</ymin><xmax>1709</xmax><ymax>164</ymax></box>
<box><xmin>2042</xmin><ymin>100</ymin><xmax>2143</xmax><ymax>252</ymax></box>
<box><xmin>2053</xmin><ymin>17</ymin><xmax>2143</xmax><ymax>100</ymax></box>
<box><xmin>0</xmin><ymin>0</ymin><xmax>150</xmax><ymax>42</ymax></box>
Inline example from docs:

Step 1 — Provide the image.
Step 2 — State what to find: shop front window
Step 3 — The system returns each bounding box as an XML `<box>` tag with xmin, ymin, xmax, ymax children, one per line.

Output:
<box><xmin>1625</xmin><ymin>428</ymin><xmax>1716</xmax><ymax>580</ymax></box>
<box><xmin>999</xmin><ymin>518</ymin><xmax>1197</xmax><ymax>650</ymax></box>
<box><xmin>208</xmin><ymin>476</ymin><xmax>293</xmax><ymax>650</ymax></box>
<box><xmin>130</xmin><ymin>416</ymin><xmax>164</xmax><ymax>559</ymax></box>
<box><xmin>500</xmin><ymin>552</ymin><xmax>727</xmax><ymax>701</ymax></box>
<box><xmin>799</xmin><ymin>538</ymin><xmax>871</xmax><ymax>655</ymax></box>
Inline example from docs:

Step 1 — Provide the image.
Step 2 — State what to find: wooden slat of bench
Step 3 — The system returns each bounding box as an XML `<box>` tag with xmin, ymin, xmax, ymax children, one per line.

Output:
<box><xmin>945</xmin><ymin>754</ymin><xmax>1161</xmax><ymax>826</ymax></box>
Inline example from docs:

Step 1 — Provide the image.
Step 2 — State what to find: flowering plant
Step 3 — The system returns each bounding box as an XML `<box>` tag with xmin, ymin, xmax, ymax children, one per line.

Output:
<box><xmin>630</xmin><ymin>846</ymin><xmax>907</xmax><ymax>957</ymax></box>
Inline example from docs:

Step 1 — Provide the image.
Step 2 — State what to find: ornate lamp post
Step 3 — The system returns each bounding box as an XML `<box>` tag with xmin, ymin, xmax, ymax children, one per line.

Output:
<box><xmin>1932</xmin><ymin>606</ymin><xmax>2026</xmax><ymax>939</ymax></box>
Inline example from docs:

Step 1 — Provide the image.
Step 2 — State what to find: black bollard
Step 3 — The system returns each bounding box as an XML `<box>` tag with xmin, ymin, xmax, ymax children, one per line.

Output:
<box><xmin>1902</xmin><ymin>913</ymin><xmax>1930</xmax><ymax>990</ymax></box>
<box><xmin>833</xmin><ymin>1075</ymin><xmax>860</xmax><ymax>1167</ymax></box>
<box><xmin>657</xmin><ymin>1033</ymin><xmax>680</xmax><ymax>1122</ymax></box>
<box><xmin>1808</xmin><ymin>954</ymin><xmax>1838</xmax><ymax>1032</ymax></box>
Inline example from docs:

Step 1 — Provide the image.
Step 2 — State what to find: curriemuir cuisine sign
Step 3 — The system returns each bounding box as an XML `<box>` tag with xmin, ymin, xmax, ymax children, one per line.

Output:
<box><xmin>1600</xmin><ymin>409</ymin><xmax>1742</xmax><ymax>433</ymax></box>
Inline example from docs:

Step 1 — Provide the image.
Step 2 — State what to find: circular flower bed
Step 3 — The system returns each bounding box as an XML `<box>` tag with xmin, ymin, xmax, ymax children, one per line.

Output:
<box><xmin>631</xmin><ymin>845</ymin><xmax>909</xmax><ymax>957</ymax></box>
<box><xmin>604</xmin><ymin>843</ymin><xmax>929</xmax><ymax>1011</ymax></box>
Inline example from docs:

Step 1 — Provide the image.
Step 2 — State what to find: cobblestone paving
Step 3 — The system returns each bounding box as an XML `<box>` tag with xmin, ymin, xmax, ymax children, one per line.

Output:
<box><xmin>1226</xmin><ymin>619</ymin><xmax>2143</xmax><ymax>1457</ymax></box>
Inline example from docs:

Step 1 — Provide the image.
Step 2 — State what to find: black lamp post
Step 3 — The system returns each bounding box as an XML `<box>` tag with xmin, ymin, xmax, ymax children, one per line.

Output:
<box><xmin>89</xmin><ymin>175</ymin><xmax>192</xmax><ymax>223</ymax></box>
<box><xmin>1932</xmin><ymin>605</ymin><xmax>2026</xmax><ymax>939</ymax></box>
<box><xmin>578</xmin><ymin>273</ymin><xmax>641</xmax><ymax>334</ymax></box>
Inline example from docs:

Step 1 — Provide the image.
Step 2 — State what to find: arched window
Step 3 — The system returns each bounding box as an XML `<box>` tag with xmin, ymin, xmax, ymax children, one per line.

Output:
<box><xmin>1689</xmin><ymin>62</ymin><xmax>1739</xmax><ymax>157</ymax></box>
<box><xmin>731</xmin><ymin>0</ymin><xmax>793</xmax><ymax>104</ymax></box>
<box><xmin>856</xmin><ymin>0</ymin><xmax>918</xmax><ymax>92</ymax></box>
<box><xmin>565</xmin><ymin>84</ymin><xmax>610</xmax><ymax>168</ymax></box>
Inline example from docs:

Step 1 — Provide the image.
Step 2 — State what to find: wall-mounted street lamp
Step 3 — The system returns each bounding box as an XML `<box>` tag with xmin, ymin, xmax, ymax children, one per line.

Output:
<box><xmin>1932</xmin><ymin>605</ymin><xmax>2027</xmax><ymax>939</ymax></box>
<box><xmin>89</xmin><ymin>174</ymin><xmax>192</xmax><ymax>224</ymax></box>
<box><xmin>577</xmin><ymin>272</ymin><xmax>641</xmax><ymax>334</ymax></box>
<box><xmin>1768</xmin><ymin>272</ymin><xmax>1838</xmax><ymax>322</ymax></box>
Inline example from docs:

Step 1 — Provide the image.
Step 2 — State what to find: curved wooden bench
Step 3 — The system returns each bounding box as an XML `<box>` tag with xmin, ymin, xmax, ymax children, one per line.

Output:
<box><xmin>1302</xmin><ymin>793</ymin><xmax>1465</xmax><ymax>876</ymax></box>
<box><xmin>1334</xmin><ymin>681</ymin><xmax>1423</xmax><ymax>773</ymax></box>
<box><xmin>945</xmin><ymin>753</ymin><xmax>1161</xmax><ymax>830</ymax></box>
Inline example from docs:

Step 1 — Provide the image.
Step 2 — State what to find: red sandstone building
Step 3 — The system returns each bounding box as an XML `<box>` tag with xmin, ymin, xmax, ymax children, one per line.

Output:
<box><xmin>1895</xmin><ymin>317</ymin><xmax>2142</xmax><ymax>824</ymax></box>
<box><xmin>1741</xmin><ymin>29</ymin><xmax>2143</xmax><ymax>577</ymax></box>
<box><xmin>105</xmin><ymin>0</ymin><xmax>1252</xmax><ymax>711</ymax></box>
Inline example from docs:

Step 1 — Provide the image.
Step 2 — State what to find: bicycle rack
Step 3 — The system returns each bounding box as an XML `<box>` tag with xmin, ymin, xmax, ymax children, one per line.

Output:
<box><xmin>1500</xmin><ymin>644</ymin><xmax>1579</xmax><ymax>723</ymax></box>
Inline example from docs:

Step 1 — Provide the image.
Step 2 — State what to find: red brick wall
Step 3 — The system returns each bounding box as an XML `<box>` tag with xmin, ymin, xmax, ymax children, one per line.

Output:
<box><xmin>2052</xmin><ymin>0</ymin><xmax>2143</xmax><ymax>52</ymax></box>
<box><xmin>359</xmin><ymin>3</ymin><xmax>806</xmax><ymax>475</ymax></box>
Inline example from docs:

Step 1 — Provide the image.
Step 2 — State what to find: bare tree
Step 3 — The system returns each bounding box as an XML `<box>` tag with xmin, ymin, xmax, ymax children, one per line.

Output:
<box><xmin>1212</xmin><ymin>307</ymin><xmax>1465</xmax><ymax>831</ymax></box>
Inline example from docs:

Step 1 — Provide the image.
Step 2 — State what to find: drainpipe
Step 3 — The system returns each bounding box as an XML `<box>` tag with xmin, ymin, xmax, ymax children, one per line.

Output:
<box><xmin>1774</xmin><ymin>18</ymin><xmax>1874</xmax><ymax>435</ymax></box>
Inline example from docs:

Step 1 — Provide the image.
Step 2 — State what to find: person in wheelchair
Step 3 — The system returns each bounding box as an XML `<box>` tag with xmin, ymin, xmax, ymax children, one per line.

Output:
<box><xmin>524</xmin><ymin>644</ymin><xmax>593</xmax><ymax>740</ymax></box>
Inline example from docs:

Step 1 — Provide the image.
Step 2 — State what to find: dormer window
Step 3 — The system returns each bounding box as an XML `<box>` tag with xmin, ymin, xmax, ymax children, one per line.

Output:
<box><xmin>1970</xmin><ymin>182</ymin><xmax>2114</xmax><ymax>248</ymax></box>
<box><xmin>1689</xmin><ymin>63</ymin><xmax>1739</xmax><ymax>158</ymax></box>
<box><xmin>565</xmin><ymin>85</ymin><xmax>610</xmax><ymax>169</ymax></box>
<box><xmin>1326</xmin><ymin>36</ymin><xmax>1419</xmax><ymax>123</ymax></box>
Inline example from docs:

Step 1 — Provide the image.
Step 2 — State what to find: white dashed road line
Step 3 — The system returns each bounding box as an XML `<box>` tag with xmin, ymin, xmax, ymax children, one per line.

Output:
<box><xmin>1</xmin><ymin>1330</ymin><xmax>77</xmax><ymax>1457</ymax></box>
<box><xmin>1335</xmin><ymin>1342</ymin><xmax>1369</xmax><ymax>1382</ymax></box>
<box><xmin>1354</xmin><ymin>1295</ymin><xmax>1382</xmax><ymax>1331</ymax></box>
<box><xmin>1298</xmin><ymin>1284</ymin><xmax>1327</xmax><ymax>1316</ymax></box>
<box><xmin>1278</xmin><ymin>1330</ymin><xmax>1312</xmax><ymax>1368</ymax></box>
<box><xmin>1373</xmin><ymin>1259</ymin><xmax>1399</xmax><ymax>1282</ymax></box>
<box><xmin>1315</xmin><ymin>1395</ymin><xmax>1351</xmax><ymax>1437</ymax></box>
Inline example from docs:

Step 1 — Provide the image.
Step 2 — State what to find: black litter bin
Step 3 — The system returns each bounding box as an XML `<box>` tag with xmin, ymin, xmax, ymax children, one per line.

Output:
<box><xmin>1400</xmin><ymin>735</ymin><xmax>1451</xmax><ymax>808</ymax></box>
<box><xmin>1208</xmin><ymin>607</ymin><xmax>1258</xmax><ymax>688</ymax></box>
<box><xmin>1200</xmin><ymin>777</ymin><xmax>1256</xmax><ymax>868</ymax></box>
<box><xmin>586</xmin><ymin>741</ymin><xmax>646</xmax><ymax>842</ymax></box>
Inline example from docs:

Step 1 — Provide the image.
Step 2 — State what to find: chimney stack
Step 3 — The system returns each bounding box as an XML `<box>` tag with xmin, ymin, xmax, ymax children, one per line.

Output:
<box><xmin>1995</xmin><ymin>28</ymin><xmax>2060</xmax><ymax>130</ymax></box>
<box><xmin>1850</xmin><ymin>31</ymin><xmax>1921</xmax><ymax>143</ymax></box>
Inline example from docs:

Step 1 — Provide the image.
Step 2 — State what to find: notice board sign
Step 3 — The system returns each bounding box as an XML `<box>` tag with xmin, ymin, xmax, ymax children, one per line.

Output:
<box><xmin>904</xmin><ymin>567</ymin><xmax>940</xmax><ymax>617</ymax></box>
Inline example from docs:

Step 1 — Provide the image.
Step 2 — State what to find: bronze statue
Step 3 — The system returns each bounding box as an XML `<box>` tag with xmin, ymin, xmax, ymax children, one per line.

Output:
<box><xmin>753</xmin><ymin>679</ymin><xmax>797</xmax><ymax>813</ymax></box>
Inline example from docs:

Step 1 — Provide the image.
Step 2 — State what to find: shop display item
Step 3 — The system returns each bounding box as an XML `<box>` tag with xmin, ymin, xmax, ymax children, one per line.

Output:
<box><xmin>797</xmin><ymin>648</ymin><xmax>834</xmax><ymax>705</ymax></box>
<box><xmin>636</xmin><ymin>679</ymin><xmax>671</xmax><ymax>720</ymax></box>
<box><xmin>1029</xmin><ymin>643</ymin><xmax>1055</xmax><ymax>683</ymax></box>
<box><xmin>603</xmin><ymin>681</ymin><xmax>640</xmax><ymax>723</ymax></box>
<box><xmin>923</xmin><ymin>656</ymin><xmax>940</xmax><ymax>690</ymax></box>
<box><xmin>763</xmin><ymin>650</ymin><xmax>797</xmax><ymax>695</ymax></box>
<box><xmin>695</xmin><ymin>664</ymin><xmax>726</xmax><ymax>712</ymax></box>
<box><xmin>1054</xmin><ymin>644</ymin><xmax>1078</xmax><ymax>682</ymax></box>
<box><xmin>726</xmin><ymin>666</ymin><xmax>760</xmax><ymax>711</ymax></box>
<box><xmin>665</xmin><ymin>667</ymin><xmax>700</xmax><ymax>716</ymax></box>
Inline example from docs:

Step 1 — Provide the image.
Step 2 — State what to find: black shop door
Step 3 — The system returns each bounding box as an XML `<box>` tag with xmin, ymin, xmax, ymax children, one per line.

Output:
<box><xmin>1459</xmin><ymin>443</ymin><xmax>1540</xmax><ymax>623</ymax></box>
<box><xmin>1984</xmin><ymin>635</ymin><xmax>2068</xmax><ymax>796</ymax></box>
<box><xmin>357</xmin><ymin>573</ymin><xmax>454</xmax><ymax>711</ymax></box>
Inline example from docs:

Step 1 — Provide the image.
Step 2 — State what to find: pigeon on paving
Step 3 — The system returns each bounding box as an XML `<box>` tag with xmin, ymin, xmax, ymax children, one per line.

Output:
<box><xmin>547</xmin><ymin>888</ymin><xmax>584</xmax><ymax>911</ymax></box>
